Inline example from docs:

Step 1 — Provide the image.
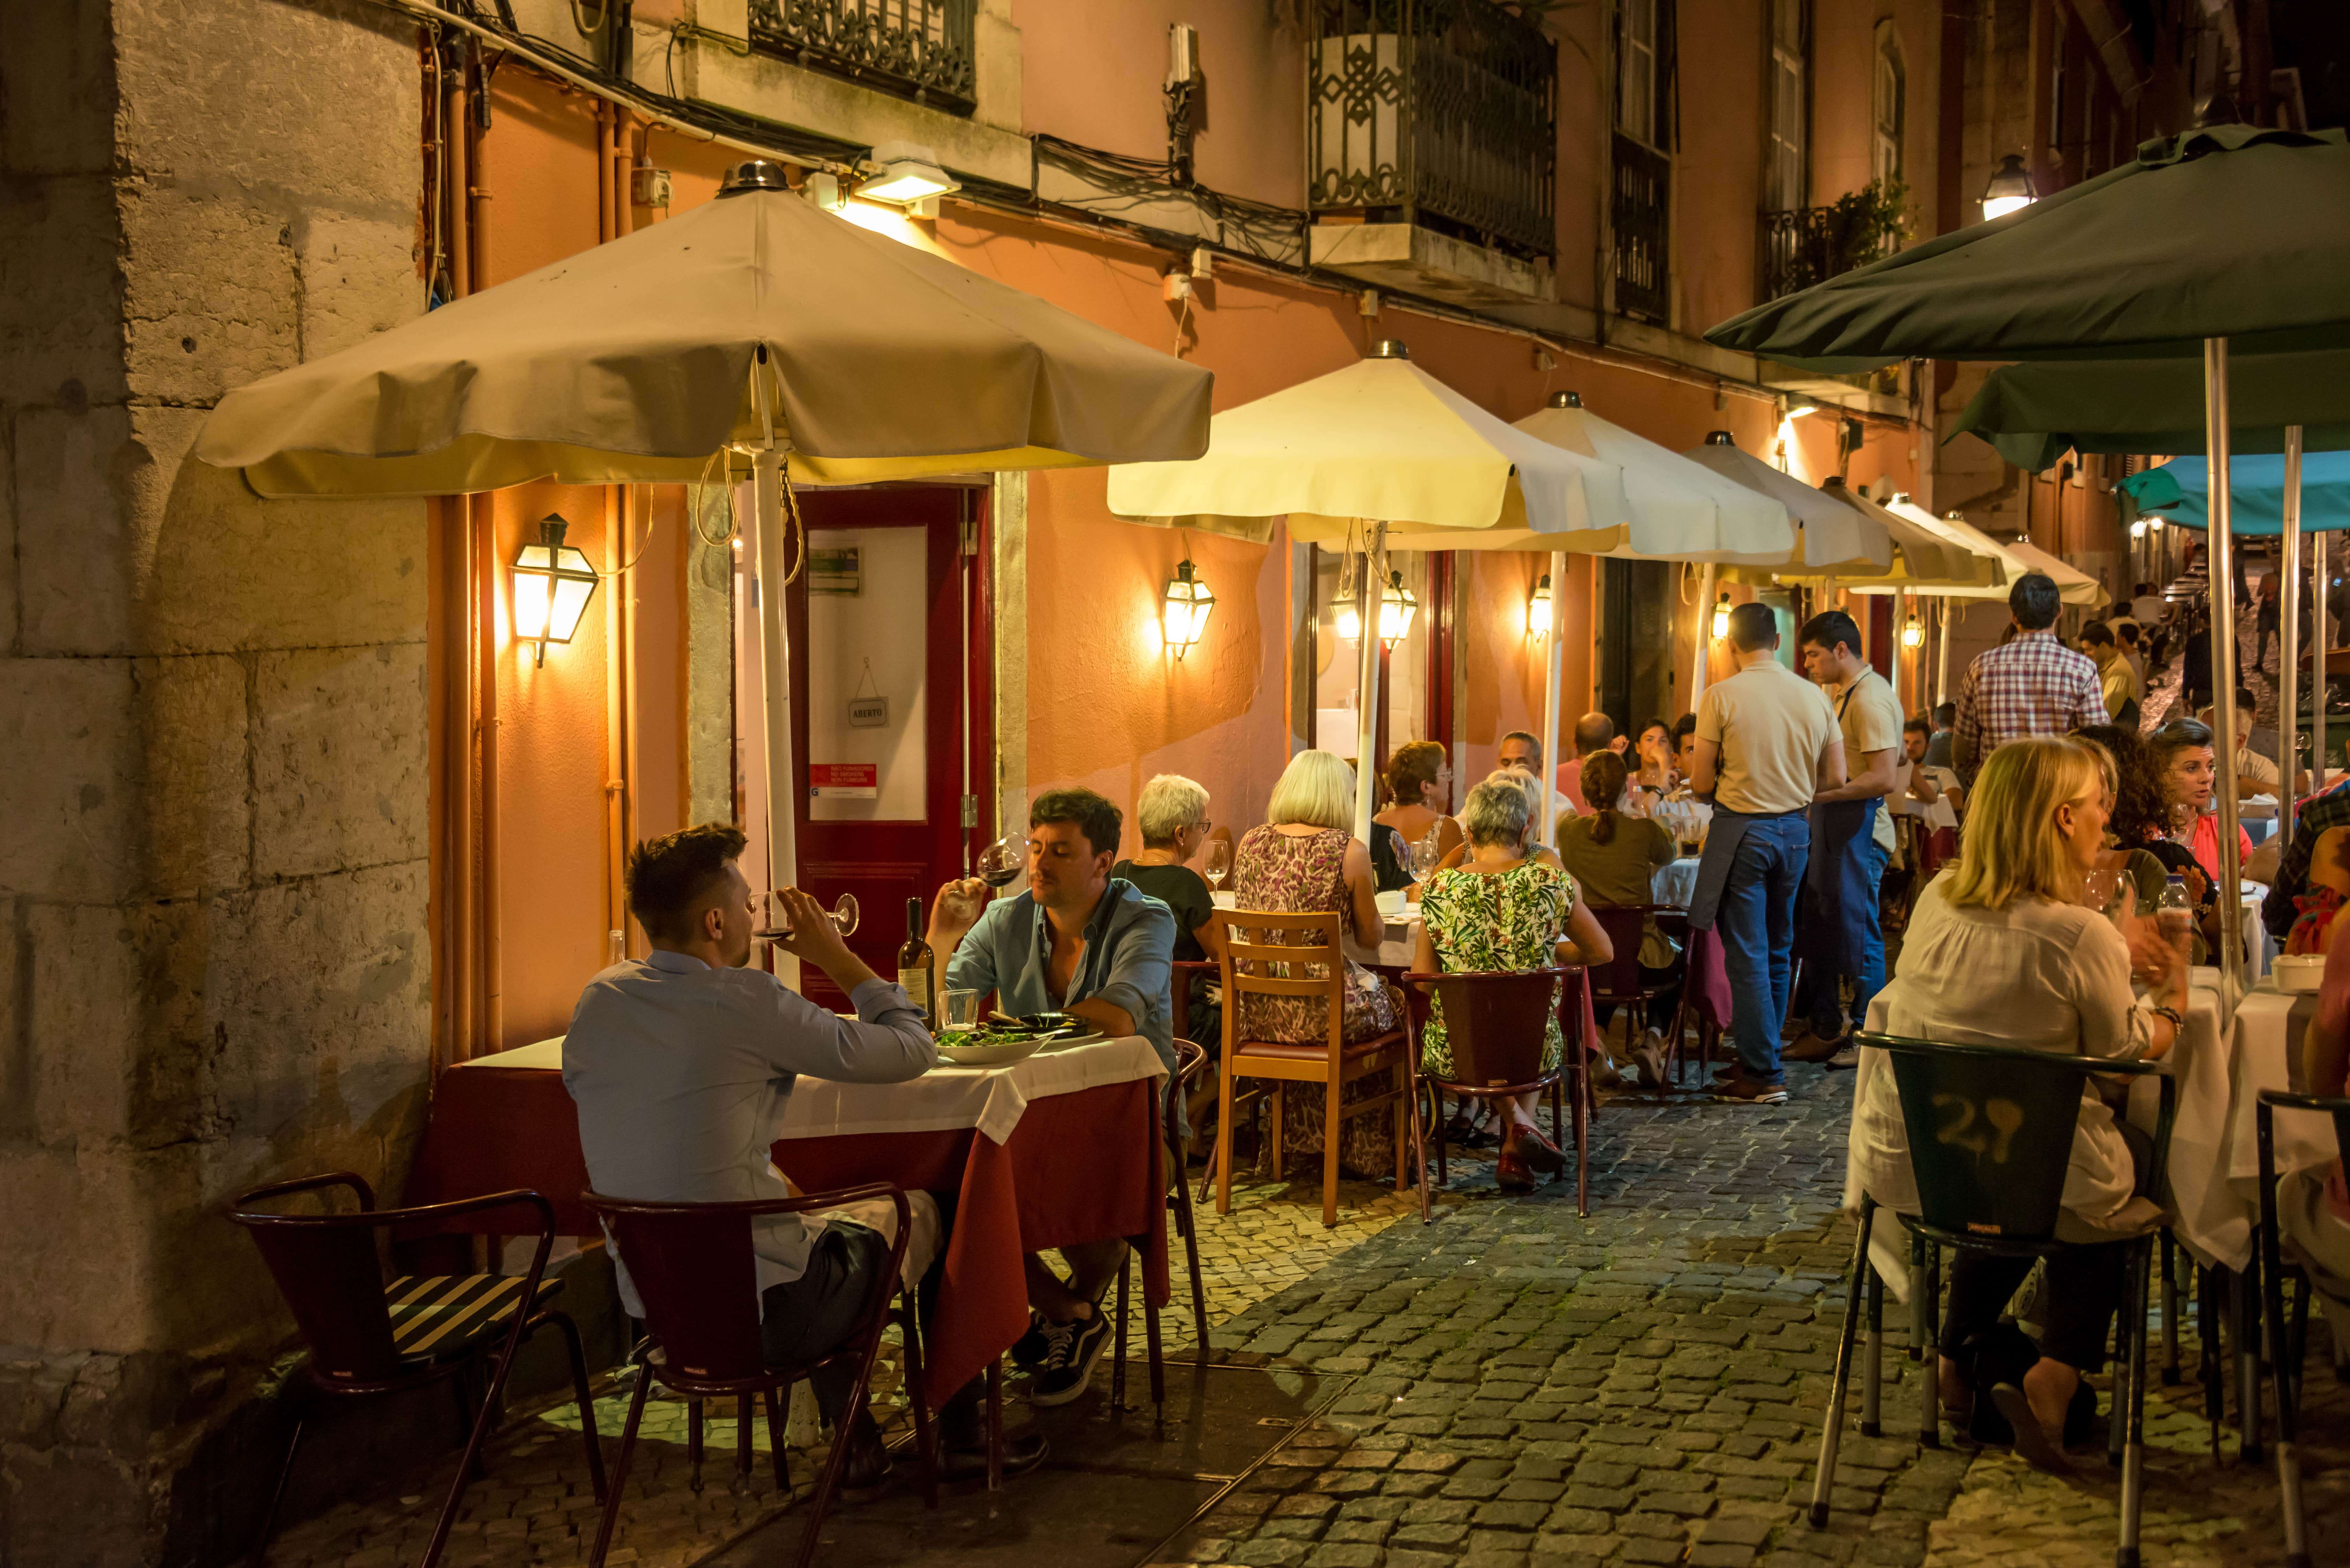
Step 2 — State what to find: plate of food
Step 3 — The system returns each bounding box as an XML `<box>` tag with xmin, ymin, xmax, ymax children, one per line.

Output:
<box><xmin>934</xmin><ymin>1014</ymin><xmax>1097</xmax><ymax>1067</ymax></box>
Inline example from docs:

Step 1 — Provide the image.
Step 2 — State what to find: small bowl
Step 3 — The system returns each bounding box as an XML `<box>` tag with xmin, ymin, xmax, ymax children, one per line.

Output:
<box><xmin>2273</xmin><ymin>954</ymin><xmax>2327</xmax><ymax>994</ymax></box>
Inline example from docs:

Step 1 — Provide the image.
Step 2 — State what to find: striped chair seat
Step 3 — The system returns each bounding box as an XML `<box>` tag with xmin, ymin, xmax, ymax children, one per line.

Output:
<box><xmin>386</xmin><ymin>1274</ymin><xmax>562</xmax><ymax>1363</ymax></box>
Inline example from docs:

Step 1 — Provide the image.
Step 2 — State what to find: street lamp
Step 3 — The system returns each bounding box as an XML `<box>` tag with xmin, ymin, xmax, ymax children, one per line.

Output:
<box><xmin>1377</xmin><ymin>570</ymin><xmax>1418</xmax><ymax>648</ymax></box>
<box><xmin>511</xmin><ymin>515</ymin><xmax>600</xmax><ymax>667</ymax></box>
<box><xmin>1161</xmin><ymin>558</ymin><xmax>1215</xmax><ymax>658</ymax></box>
<box><xmin>1980</xmin><ymin>153</ymin><xmax>2038</xmax><ymax>221</ymax></box>
<box><xmin>857</xmin><ymin>140</ymin><xmax>960</xmax><ymax>210</ymax></box>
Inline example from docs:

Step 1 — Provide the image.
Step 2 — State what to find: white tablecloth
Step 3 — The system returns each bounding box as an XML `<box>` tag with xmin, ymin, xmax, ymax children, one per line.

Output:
<box><xmin>2129</xmin><ymin>973</ymin><xmax>2339</xmax><ymax>1271</ymax></box>
<box><xmin>1653</xmin><ymin>857</ymin><xmax>1701</xmax><ymax>909</ymax></box>
<box><xmin>777</xmin><ymin>1036</ymin><xmax>1165</xmax><ymax>1145</ymax></box>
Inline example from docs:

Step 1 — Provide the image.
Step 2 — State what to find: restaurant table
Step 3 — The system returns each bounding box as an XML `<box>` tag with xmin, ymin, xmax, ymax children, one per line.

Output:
<box><xmin>404</xmin><ymin>1033</ymin><xmax>1170</xmax><ymax>1411</ymax></box>
<box><xmin>772</xmin><ymin>1037</ymin><xmax>1170</xmax><ymax>1407</ymax></box>
<box><xmin>2139</xmin><ymin>974</ymin><xmax>2340</xmax><ymax>1273</ymax></box>
<box><xmin>1652</xmin><ymin>857</ymin><xmax>1700</xmax><ymax>909</ymax></box>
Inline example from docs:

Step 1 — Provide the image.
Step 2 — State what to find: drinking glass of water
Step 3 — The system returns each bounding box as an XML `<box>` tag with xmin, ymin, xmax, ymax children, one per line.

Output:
<box><xmin>1202</xmin><ymin>838</ymin><xmax>1233</xmax><ymax>890</ymax></box>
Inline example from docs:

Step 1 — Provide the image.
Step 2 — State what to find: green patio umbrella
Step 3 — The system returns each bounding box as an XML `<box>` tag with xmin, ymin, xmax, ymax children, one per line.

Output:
<box><xmin>1950</xmin><ymin>351</ymin><xmax>2350</xmax><ymax>473</ymax></box>
<box><xmin>1705</xmin><ymin>126</ymin><xmax>2350</xmax><ymax>368</ymax></box>
<box><xmin>1704</xmin><ymin>120</ymin><xmax>2350</xmax><ymax>1101</ymax></box>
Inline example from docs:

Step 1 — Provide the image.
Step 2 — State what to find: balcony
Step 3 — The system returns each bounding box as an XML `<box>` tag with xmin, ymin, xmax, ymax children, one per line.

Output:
<box><xmin>1759</xmin><ymin>199</ymin><xmax>1898</xmax><ymax>303</ymax></box>
<box><xmin>747</xmin><ymin>0</ymin><xmax>978</xmax><ymax>115</ymax></box>
<box><xmin>1305</xmin><ymin>0</ymin><xmax>1557</xmax><ymax>305</ymax></box>
<box><xmin>1611</xmin><ymin>134</ymin><xmax>1670</xmax><ymax>323</ymax></box>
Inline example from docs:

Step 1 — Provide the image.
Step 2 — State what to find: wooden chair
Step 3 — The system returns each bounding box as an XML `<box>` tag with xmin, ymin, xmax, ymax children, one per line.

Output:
<box><xmin>229</xmin><ymin>1175</ymin><xmax>606</xmax><ymax>1568</ymax></box>
<box><xmin>1585</xmin><ymin>902</ymin><xmax>1682</xmax><ymax>1072</ymax></box>
<box><xmin>582</xmin><ymin>1184</ymin><xmax>939</xmax><ymax>1568</ymax></box>
<box><xmin>1211</xmin><ymin>908</ymin><xmax>1413</xmax><ymax>1228</ymax></box>
<box><xmin>1399</xmin><ymin>969</ymin><xmax>1586</xmax><ymax>1219</ymax></box>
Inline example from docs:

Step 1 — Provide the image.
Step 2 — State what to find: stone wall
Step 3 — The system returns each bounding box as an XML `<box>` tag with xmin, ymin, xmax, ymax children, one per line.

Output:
<box><xmin>0</xmin><ymin>2</ymin><xmax>431</xmax><ymax>1562</ymax></box>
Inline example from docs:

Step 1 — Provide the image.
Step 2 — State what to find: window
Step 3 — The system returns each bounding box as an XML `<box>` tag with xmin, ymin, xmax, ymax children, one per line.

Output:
<box><xmin>1619</xmin><ymin>0</ymin><xmax>1660</xmax><ymax>147</ymax></box>
<box><xmin>1768</xmin><ymin>0</ymin><xmax>1807</xmax><ymax>209</ymax></box>
<box><xmin>1871</xmin><ymin>22</ymin><xmax>1904</xmax><ymax>183</ymax></box>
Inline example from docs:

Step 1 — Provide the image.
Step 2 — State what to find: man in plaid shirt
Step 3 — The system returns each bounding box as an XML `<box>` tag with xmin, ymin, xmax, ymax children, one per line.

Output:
<box><xmin>2263</xmin><ymin>778</ymin><xmax>2350</xmax><ymax>940</ymax></box>
<box><xmin>1952</xmin><ymin>573</ymin><xmax>2110</xmax><ymax>786</ymax></box>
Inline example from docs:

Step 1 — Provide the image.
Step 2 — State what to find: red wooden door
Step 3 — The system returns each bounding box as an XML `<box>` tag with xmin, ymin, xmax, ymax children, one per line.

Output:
<box><xmin>785</xmin><ymin>486</ymin><xmax>990</xmax><ymax>1009</ymax></box>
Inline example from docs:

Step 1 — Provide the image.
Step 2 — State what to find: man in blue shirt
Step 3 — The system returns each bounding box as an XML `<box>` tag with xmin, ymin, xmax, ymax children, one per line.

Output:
<box><xmin>928</xmin><ymin>787</ymin><xmax>1175</xmax><ymax>1406</ymax></box>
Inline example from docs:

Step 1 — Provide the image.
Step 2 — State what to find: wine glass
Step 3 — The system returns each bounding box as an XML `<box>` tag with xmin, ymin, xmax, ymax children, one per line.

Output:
<box><xmin>752</xmin><ymin>889</ymin><xmax>860</xmax><ymax>941</ymax></box>
<box><xmin>975</xmin><ymin>834</ymin><xmax>1026</xmax><ymax>890</ymax></box>
<box><xmin>1408</xmin><ymin>826</ymin><xmax>1442</xmax><ymax>880</ymax></box>
<box><xmin>1202</xmin><ymin>838</ymin><xmax>1233</xmax><ymax>890</ymax></box>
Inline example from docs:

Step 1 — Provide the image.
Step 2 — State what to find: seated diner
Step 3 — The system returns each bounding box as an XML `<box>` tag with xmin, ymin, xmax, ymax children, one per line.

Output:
<box><xmin>1553</xmin><ymin>748</ymin><xmax>1677</xmax><ymax>1088</ymax></box>
<box><xmin>1847</xmin><ymin>736</ymin><xmax>2185</xmax><ymax>1471</ymax></box>
<box><xmin>927</xmin><ymin>787</ymin><xmax>1176</xmax><ymax>1406</ymax></box>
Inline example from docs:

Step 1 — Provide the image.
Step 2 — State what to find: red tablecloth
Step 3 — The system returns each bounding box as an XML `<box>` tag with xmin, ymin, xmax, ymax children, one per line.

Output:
<box><xmin>405</xmin><ymin>1066</ymin><xmax>596</xmax><ymax>1236</ymax></box>
<box><xmin>772</xmin><ymin>1078</ymin><xmax>1170</xmax><ymax>1407</ymax></box>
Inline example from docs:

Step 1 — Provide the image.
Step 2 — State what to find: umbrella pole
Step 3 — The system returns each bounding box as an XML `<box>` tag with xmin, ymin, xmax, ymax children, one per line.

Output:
<box><xmin>1353</xmin><ymin>523</ymin><xmax>1386</xmax><ymax>843</ymax></box>
<box><xmin>1936</xmin><ymin>600</ymin><xmax>1952</xmax><ymax>708</ymax></box>
<box><xmin>2205</xmin><ymin>338</ymin><xmax>2243</xmax><ymax>1003</ymax></box>
<box><xmin>1891</xmin><ymin>590</ymin><xmax>1906</xmax><ymax>709</ymax></box>
<box><xmin>1539</xmin><ymin>550</ymin><xmax>1568</xmax><ymax>848</ymax></box>
<box><xmin>1689</xmin><ymin>562</ymin><xmax>1716</xmax><ymax>708</ymax></box>
<box><xmin>2283</xmin><ymin>426</ymin><xmax>2304</xmax><ymax>847</ymax></box>
<box><xmin>2316</xmin><ymin>526</ymin><xmax>2330</xmax><ymax>794</ymax></box>
<box><xmin>754</xmin><ymin>446</ymin><xmax>802</xmax><ymax>992</ymax></box>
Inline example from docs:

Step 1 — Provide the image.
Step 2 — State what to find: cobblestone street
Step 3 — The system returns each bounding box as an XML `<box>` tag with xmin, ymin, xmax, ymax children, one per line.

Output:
<box><xmin>262</xmin><ymin>1068</ymin><xmax>2350</xmax><ymax>1568</ymax></box>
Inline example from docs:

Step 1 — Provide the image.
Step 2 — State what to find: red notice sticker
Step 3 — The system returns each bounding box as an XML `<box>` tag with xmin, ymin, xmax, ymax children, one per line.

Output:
<box><xmin>809</xmin><ymin>763</ymin><xmax>878</xmax><ymax>799</ymax></box>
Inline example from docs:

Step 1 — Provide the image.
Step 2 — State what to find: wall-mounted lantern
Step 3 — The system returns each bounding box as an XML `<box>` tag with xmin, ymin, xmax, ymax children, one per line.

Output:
<box><xmin>1980</xmin><ymin>153</ymin><xmax>2038</xmax><ymax>221</ymax></box>
<box><xmin>1711</xmin><ymin>592</ymin><xmax>1732</xmax><ymax>641</ymax></box>
<box><xmin>1525</xmin><ymin>572</ymin><xmax>1552</xmax><ymax>638</ymax></box>
<box><xmin>511</xmin><ymin>514</ymin><xmax>599</xmax><ymax>667</ymax></box>
<box><xmin>1161</xmin><ymin>558</ymin><xmax>1215</xmax><ymax>658</ymax></box>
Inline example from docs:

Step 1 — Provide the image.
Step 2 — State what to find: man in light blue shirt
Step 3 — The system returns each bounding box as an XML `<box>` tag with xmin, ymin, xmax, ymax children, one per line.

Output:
<box><xmin>566</xmin><ymin>824</ymin><xmax>1046</xmax><ymax>1490</ymax></box>
<box><xmin>928</xmin><ymin>788</ymin><xmax>1175</xmax><ymax>1407</ymax></box>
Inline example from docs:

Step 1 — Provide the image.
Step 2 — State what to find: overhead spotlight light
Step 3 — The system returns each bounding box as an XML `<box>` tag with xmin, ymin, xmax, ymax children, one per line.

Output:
<box><xmin>856</xmin><ymin>140</ymin><xmax>959</xmax><ymax>206</ymax></box>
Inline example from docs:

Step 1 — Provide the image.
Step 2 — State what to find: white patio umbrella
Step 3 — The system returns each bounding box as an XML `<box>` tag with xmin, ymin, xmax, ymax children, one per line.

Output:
<box><xmin>1682</xmin><ymin>434</ymin><xmax>1895</xmax><ymax>575</ymax></box>
<box><xmin>1512</xmin><ymin>393</ymin><xmax>1797</xmax><ymax>730</ymax></box>
<box><xmin>198</xmin><ymin>160</ymin><xmax>1213</xmax><ymax>985</ymax></box>
<box><xmin>1110</xmin><ymin>342</ymin><xmax>1630</xmax><ymax>838</ymax></box>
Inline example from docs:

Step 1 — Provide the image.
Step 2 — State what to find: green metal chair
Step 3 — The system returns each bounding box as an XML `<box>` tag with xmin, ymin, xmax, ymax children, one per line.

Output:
<box><xmin>1811</xmin><ymin>1034</ymin><xmax>2177</xmax><ymax>1568</ymax></box>
<box><xmin>2252</xmin><ymin>1086</ymin><xmax>2350</xmax><ymax>1568</ymax></box>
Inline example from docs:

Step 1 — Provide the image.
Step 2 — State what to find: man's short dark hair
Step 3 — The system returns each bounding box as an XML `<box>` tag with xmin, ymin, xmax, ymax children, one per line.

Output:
<box><xmin>1031</xmin><ymin>787</ymin><xmax>1123</xmax><ymax>859</ymax></box>
<box><xmin>1726</xmin><ymin>601</ymin><xmax>1779</xmax><ymax>652</ymax></box>
<box><xmin>626</xmin><ymin>823</ymin><xmax>747</xmax><ymax>943</ymax></box>
<box><xmin>2009</xmin><ymin>571</ymin><xmax>2062</xmax><ymax>630</ymax></box>
<box><xmin>1904</xmin><ymin>716</ymin><xmax>1931</xmax><ymax>736</ymax></box>
<box><xmin>1501</xmin><ymin>729</ymin><xmax>1543</xmax><ymax>768</ymax></box>
<box><xmin>1798</xmin><ymin>609</ymin><xmax>1863</xmax><ymax>657</ymax></box>
<box><xmin>1933</xmin><ymin>702</ymin><xmax>1956</xmax><ymax>727</ymax></box>
<box><xmin>2081</xmin><ymin>621</ymin><xmax>2115</xmax><ymax>647</ymax></box>
<box><xmin>1572</xmin><ymin>712</ymin><xmax>1614</xmax><ymax>753</ymax></box>
<box><xmin>1671</xmin><ymin>712</ymin><xmax>1697</xmax><ymax>741</ymax></box>
<box><xmin>2236</xmin><ymin>685</ymin><xmax>2257</xmax><ymax>709</ymax></box>
<box><xmin>2117</xmin><ymin>621</ymin><xmax>2141</xmax><ymax>645</ymax></box>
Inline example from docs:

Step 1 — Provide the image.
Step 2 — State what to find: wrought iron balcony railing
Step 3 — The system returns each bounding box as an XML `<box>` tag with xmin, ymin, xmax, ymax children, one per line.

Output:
<box><xmin>1307</xmin><ymin>0</ymin><xmax>1558</xmax><ymax>260</ymax></box>
<box><xmin>748</xmin><ymin>0</ymin><xmax>977</xmax><ymax>115</ymax></box>
<box><xmin>1760</xmin><ymin>204</ymin><xmax>1896</xmax><ymax>302</ymax></box>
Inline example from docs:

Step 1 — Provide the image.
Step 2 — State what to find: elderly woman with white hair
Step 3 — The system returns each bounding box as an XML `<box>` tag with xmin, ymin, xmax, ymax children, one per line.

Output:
<box><xmin>1230</xmin><ymin>749</ymin><xmax>1402</xmax><ymax>1177</ymax></box>
<box><xmin>1414</xmin><ymin>772</ymin><xmax>1613</xmax><ymax>1191</ymax></box>
<box><xmin>1112</xmin><ymin>773</ymin><xmax>1227</xmax><ymax>1051</ymax></box>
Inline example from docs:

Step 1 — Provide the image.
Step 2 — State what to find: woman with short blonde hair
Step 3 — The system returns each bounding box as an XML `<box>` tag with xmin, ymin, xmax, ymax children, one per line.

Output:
<box><xmin>1136</xmin><ymin>773</ymin><xmax>1212</xmax><ymax>848</ymax></box>
<box><xmin>1230</xmin><ymin>750</ymin><xmax>1399</xmax><ymax>1178</ymax></box>
<box><xmin>1850</xmin><ymin>733</ymin><xmax>2187</xmax><ymax>1470</ymax></box>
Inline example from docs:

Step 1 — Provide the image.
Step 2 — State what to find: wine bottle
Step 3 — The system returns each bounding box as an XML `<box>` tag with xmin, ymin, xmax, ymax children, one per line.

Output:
<box><xmin>896</xmin><ymin>896</ymin><xmax>935</xmax><ymax>1026</ymax></box>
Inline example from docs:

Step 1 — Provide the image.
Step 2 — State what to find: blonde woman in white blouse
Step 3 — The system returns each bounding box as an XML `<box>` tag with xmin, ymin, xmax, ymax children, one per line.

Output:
<box><xmin>1847</xmin><ymin>734</ymin><xmax>2186</xmax><ymax>1470</ymax></box>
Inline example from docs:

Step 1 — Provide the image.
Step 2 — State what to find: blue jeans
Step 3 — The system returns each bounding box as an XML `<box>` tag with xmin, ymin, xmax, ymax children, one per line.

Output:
<box><xmin>1808</xmin><ymin>836</ymin><xmax>1889</xmax><ymax>1039</ymax></box>
<box><xmin>1717</xmin><ymin>813</ymin><xmax>1810</xmax><ymax>1085</ymax></box>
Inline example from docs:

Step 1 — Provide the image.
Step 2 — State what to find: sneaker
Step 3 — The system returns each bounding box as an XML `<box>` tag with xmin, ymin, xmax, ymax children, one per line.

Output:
<box><xmin>1010</xmin><ymin>1312</ymin><xmax>1056</xmax><ymax>1369</ymax></box>
<box><xmin>1710</xmin><ymin>1074</ymin><xmax>1789</xmax><ymax>1105</ymax></box>
<box><xmin>938</xmin><ymin>1430</ymin><xmax>1050</xmax><ymax>1481</ymax></box>
<box><xmin>1590</xmin><ymin>1056</ymin><xmax>1628</xmax><ymax>1091</ymax></box>
<box><xmin>1825</xmin><ymin>1045</ymin><xmax>1861</xmax><ymax>1070</ymax></box>
<box><xmin>1029</xmin><ymin>1310</ymin><xmax>1114</xmax><ymax>1406</ymax></box>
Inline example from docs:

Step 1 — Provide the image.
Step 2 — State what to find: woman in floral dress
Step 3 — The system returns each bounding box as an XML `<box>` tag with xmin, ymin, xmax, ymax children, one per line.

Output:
<box><xmin>1230</xmin><ymin>750</ymin><xmax>1401</xmax><ymax>1179</ymax></box>
<box><xmin>1413</xmin><ymin>772</ymin><xmax>1615</xmax><ymax>1191</ymax></box>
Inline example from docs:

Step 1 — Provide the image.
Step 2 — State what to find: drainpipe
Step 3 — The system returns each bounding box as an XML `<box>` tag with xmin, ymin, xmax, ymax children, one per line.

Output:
<box><xmin>475</xmin><ymin>492</ymin><xmax>504</xmax><ymax>1053</ymax></box>
<box><xmin>446</xmin><ymin>41</ymin><xmax>469</xmax><ymax>297</ymax></box>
